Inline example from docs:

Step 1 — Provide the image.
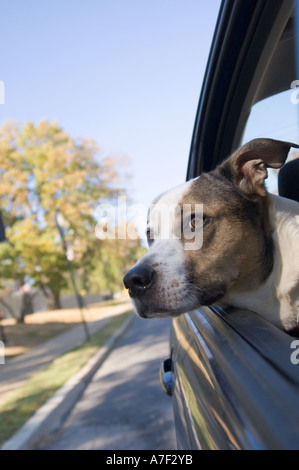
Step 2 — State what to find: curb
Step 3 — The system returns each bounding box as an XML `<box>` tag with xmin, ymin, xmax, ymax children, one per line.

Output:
<box><xmin>1</xmin><ymin>313</ymin><xmax>135</xmax><ymax>451</ymax></box>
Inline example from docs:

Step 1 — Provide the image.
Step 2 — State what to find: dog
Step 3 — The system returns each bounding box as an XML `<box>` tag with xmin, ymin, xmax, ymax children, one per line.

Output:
<box><xmin>123</xmin><ymin>138</ymin><xmax>299</xmax><ymax>332</ymax></box>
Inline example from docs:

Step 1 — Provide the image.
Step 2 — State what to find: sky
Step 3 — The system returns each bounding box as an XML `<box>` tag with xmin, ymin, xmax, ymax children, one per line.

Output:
<box><xmin>0</xmin><ymin>0</ymin><xmax>298</xmax><ymax>236</ymax></box>
<box><xmin>0</xmin><ymin>0</ymin><xmax>222</xmax><ymax>234</ymax></box>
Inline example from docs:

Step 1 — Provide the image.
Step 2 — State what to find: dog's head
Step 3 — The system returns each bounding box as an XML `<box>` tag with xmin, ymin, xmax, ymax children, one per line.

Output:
<box><xmin>123</xmin><ymin>138</ymin><xmax>298</xmax><ymax>319</ymax></box>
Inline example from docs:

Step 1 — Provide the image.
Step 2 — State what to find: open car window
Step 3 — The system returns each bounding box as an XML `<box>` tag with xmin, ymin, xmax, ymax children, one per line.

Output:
<box><xmin>242</xmin><ymin>88</ymin><xmax>299</xmax><ymax>194</ymax></box>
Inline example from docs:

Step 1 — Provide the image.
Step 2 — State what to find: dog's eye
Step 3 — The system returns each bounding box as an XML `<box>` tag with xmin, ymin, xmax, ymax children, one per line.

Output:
<box><xmin>190</xmin><ymin>214</ymin><xmax>208</xmax><ymax>232</ymax></box>
<box><xmin>146</xmin><ymin>228</ymin><xmax>154</xmax><ymax>246</ymax></box>
<box><xmin>190</xmin><ymin>215</ymin><xmax>196</xmax><ymax>232</ymax></box>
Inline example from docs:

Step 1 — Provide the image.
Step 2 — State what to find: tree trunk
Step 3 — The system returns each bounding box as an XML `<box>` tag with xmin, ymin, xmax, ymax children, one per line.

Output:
<box><xmin>39</xmin><ymin>284</ymin><xmax>62</xmax><ymax>310</ymax></box>
<box><xmin>18</xmin><ymin>291</ymin><xmax>36</xmax><ymax>323</ymax></box>
<box><xmin>47</xmin><ymin>291</ymin><xmax>62</xmax><ymax>310</ymax></box>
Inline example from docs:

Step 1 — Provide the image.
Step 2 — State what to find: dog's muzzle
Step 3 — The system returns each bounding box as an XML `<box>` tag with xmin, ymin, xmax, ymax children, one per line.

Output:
<box><xmin>123</xmin><ymin>265</ymin><xmax>155</xmax><ymax>298</ymax></box>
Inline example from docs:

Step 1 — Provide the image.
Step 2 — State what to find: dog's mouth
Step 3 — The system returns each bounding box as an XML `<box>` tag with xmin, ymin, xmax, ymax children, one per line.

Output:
<box><xmin>123</xmin><ymin>258</ymin><xmax>227</xmax><ymax>319</ymax></box>
<box><xmin>126</xmin><ymin>278</ymin><xmax>226</xmax><ymax>319</ymax></box>
<box><xmin>131</xmin><ymin>296</ymin><xmax>196</xmax><ymax>319</ymax></box>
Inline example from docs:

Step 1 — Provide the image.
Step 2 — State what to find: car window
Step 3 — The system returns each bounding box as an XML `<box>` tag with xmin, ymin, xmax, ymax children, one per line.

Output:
<box><xmin>242</xmin><ymin>87</ymin><xmax>299</xmax><ymax>194</ymax></box>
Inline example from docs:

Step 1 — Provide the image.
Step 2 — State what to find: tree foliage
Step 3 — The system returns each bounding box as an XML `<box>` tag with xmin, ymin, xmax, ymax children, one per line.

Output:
<box><xmin>0</xmin><ymin>120</ymin><xmax>145</xmax><ymax>312</ymax></box>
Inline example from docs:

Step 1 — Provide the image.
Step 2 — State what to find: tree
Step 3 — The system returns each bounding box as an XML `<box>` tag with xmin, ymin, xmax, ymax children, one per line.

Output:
<box><xmin>0</xmin><ymin>120</ymin><xmax>141</xmax><ymax>314</ymax></box>
<box><xmin>85</xmin><ymin>230</ymin><xmax>147</xmax><ymax>295</ymax></box>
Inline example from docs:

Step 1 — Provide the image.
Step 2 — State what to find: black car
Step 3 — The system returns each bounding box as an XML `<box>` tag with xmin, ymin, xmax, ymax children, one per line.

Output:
<box><xmin>160</xmin><ymin>0</ymin><xmax>299</xmax><ymax>450</ymax></box>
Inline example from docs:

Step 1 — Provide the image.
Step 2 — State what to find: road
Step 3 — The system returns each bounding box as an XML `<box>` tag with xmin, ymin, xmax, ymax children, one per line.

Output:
<box><xmin>36</xmin><ymin>315</ymin><xmax>177</xmax><ymax>450</ymax></box>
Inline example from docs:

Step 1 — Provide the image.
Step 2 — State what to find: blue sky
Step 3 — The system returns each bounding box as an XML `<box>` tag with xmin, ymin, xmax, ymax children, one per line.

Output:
<box><xmin>0</xmin><ymin>1</ymin><xmax>221</xmax><ymax>226</ymax></box>
<box><xmin>1</xmin><ymin>0</ymin><xmax>298</xmax><ymax>235</ymax></box>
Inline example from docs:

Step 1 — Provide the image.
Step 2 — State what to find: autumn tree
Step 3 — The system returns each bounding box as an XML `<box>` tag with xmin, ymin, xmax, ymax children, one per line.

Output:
<box><xmin>86</xmin><ymin>229</ymin><xmax>147</xmax><ymax>295</ymax></box>
<box><xmin>0</xmin><ymin>120</ymin><xmax>143</xmax><ymax>313</ymax></box>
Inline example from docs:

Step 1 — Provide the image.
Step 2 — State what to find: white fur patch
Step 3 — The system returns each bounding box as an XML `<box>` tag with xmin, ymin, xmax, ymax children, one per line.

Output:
<box><xmin>270</xmin><ymin>195</ymin><xmax>299</xmax><ymax>329</ymax></box>
<box><xmin>147</xmin><ymin>179</ymin><xmax>195</xmax><ymax>240</ymax></box>
<box><xmin>225</xmin><ymin>194</ymin><xmax>299</xmax><ymax>330</ymax></box>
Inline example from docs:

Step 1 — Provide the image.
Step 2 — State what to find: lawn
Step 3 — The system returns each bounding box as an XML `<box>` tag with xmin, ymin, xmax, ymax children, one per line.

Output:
<box><xmin>1</xmin><ymin>297</ymin><xmax>130</xmax><ymax>358</ymax></box>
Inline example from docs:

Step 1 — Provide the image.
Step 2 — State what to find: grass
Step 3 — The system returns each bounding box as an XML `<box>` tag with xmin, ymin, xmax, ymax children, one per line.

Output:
<box><xmin>1</xmin><ymin>297</ymin><xmax>130</xmax><ymax>358</ymax></box>
<box><xmin>0</xmin><ymin>310</ymin><xmax>133</xmax><ymax>447</ymax></box>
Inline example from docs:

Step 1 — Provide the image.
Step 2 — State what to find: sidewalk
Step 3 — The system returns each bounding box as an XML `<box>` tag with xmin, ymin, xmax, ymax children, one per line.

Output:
<box><xmin>0</xmin><ymin>300</ymin><xmax>133</xmax><ymax>405</ymax></box>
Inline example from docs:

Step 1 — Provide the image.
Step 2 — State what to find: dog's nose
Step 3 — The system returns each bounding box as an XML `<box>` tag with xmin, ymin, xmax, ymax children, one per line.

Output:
<box><xmin>123</xmin><ymin>265</ymin><xmax>155</xmax><ymax>297</ymax></box>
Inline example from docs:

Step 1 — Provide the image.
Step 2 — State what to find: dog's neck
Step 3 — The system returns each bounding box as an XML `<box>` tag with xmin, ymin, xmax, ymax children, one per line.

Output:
<box><xmin>221</xmin><ymin>194</ymin><xmax>299</xmax><ymax>331</ymax></box>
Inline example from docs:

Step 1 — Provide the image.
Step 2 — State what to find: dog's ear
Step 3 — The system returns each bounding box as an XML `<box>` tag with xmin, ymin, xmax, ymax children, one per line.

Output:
<box><xmin>219</xmin><ymin>138</ymin><xmax>299</xmax><ymax>197</ymax></box>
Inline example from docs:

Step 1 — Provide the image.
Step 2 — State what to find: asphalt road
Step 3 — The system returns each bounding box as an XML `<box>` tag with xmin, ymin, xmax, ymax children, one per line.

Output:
<box><xmin>36</xmin><ymin>315</ymin><xmax>177</xmax><ymax>450</ymax></box>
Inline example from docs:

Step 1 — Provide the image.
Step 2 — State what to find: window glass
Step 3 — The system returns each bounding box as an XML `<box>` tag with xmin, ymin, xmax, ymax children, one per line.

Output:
<box><xmin>242</xmin><ymin>88</ymin><xmax>299</xmax><ymax>194</ymax></box>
